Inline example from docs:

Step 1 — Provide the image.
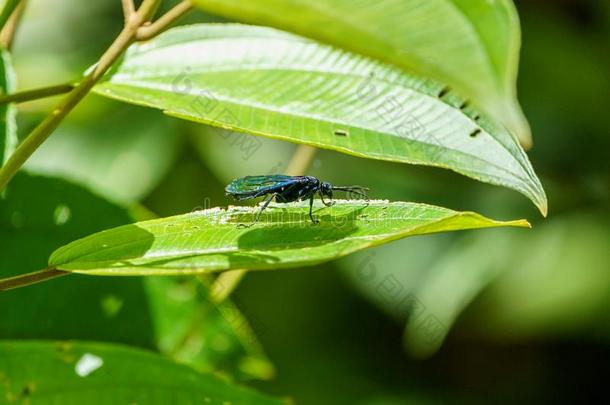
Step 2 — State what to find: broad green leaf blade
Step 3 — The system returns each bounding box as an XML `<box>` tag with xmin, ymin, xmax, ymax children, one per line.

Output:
<box><xmin>0</xmin><ymin>341</ymin><xmax>284</xmax><ymax>404</ymax></box>
<box><xmin>94</xmin><ymin>24</ymin><xmax>547</xmax><ymax>215</ymax></box>
<box><xmin>145</xmin><ymin>276</ymin><xmax>275</xmax><ymax>381</ymax></box>
<box><xmin>0</xmin><ymin>174</ymin><xmax>270</xmax><ymax>381</ymax></box>
<box><xmin>0</xmin><ymin>49</ymin><xmax>17</xmax><ymax>165</ymax></box>
<box><xmin>49</xmin><ymin>200</ymin><xmax>530</xmax><ymax>275</ymax></box>
<box><xmin>191</xmin><ymin>0</ymin><xmax>531</xmax><ymax>147</ymax></box>
<box><xmin>0</xmin><ymin>173</ymin><xmax>155</xmax><ymax>348</ymax></box>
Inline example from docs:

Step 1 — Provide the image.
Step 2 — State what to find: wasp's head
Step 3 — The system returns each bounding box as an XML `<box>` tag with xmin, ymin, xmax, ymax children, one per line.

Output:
<box><xmin>320</xmin><ymin>182</ymin><xmax>333</xmax><ymax>200</ymax></box>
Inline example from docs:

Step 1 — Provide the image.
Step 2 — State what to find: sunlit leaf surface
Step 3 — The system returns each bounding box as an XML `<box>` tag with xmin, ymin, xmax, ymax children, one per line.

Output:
<box><xmin>49</xmin><ymin>200</ymin><xmax>529</xmax><ymax>275</ymax></box>
<box><xmin>94</xmin><ymin>24</ymin><xmax>546</xmax><ymax>215</ymax></box>
<box><xmin>192</xmin><ymin>0</ymin><xmax>531</xmax><ymax>147</ymax></box>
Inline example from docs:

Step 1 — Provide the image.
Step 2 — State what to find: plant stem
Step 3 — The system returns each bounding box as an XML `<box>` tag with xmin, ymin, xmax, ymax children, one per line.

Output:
<box><xmin>0</xmin><ymin>83</ymin><xmax>76</xmax><ymax>105</ymax></box>
<box><xmin>209</xmin><ymin>144</ymin><xmax>319</xmax><ymax>303</ymax></box>
<box><xmin>0</xmin><ymin>0</ymin><xmax>25</xmax><ymax>49</ymax></box>
<box><xmin>136</xmin><ymin>0</ymin><xmax>192</xmax><ymax>41</ymax></box>
<box><xmin>0</xmin><ymin>0</ymin><xmax>20</xmax><ymax>31</ymax></box>
<box><xmin>210</xmin><ymin>269</ymin><xmax>247</xmax><ymax>304</ymax></box>
<box><xmin>0</xmin><ymin>0</ymin><xmax>161</xmax><ymax>193</ymax></box>
<box><xmin>0</xmin><ymin>268</ymin><xmax>69</xmax><ymax>291</ymax></box>
<box><xmin>285</xmin><ymin>144</ymin><xmax>318</xmax><ymax>176</ymax></box>
<box><xmin>121</xmin><ymin>0</ymin><xmax>136</xmax><ymax>23</ymax></box>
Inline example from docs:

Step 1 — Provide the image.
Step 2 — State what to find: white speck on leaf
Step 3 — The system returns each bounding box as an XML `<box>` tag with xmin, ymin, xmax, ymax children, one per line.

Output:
<box><xmin>75</xmin><ymin>353</ymin><xmax>103</xmax><ymax>377</ymax></box>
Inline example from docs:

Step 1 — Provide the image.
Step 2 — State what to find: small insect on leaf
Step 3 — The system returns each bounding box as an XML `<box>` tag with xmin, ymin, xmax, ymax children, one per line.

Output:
<box><xmin>225</xmin><ymin>175</ymin><xmax>369</xmax><ymax>226</ymax></box>
<box><xmin>334</xmin><ymin>129</ymin><xmax>349</xmax><ymax>137</ymax></box>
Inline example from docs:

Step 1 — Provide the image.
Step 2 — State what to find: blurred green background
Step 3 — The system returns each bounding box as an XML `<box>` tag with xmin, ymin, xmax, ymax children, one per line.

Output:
<box><xmin>3</xmin><ymin>0</ymin><xmax>610</xmax><ymax>403</ymax></box>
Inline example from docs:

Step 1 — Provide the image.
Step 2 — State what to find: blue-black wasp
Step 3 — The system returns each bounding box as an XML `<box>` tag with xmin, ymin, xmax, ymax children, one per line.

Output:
<box><xmin>225</xmin><ymin>175</ymin><xmax>369</xmax><ymax>225</ymax></box>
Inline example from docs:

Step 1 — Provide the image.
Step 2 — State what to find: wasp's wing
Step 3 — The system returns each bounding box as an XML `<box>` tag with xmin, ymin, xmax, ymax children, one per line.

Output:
<box><xmin>225</xmin><ymin>175</ymin><xmax>306</xmax><ymax>200</ymax></box>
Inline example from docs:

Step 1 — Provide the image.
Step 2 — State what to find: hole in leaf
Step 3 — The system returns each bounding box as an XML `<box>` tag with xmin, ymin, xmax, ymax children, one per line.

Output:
<box><xmin>437</xmin><ymin>86</ymin><xmax>450</xmax><ymax>98</ymax></box>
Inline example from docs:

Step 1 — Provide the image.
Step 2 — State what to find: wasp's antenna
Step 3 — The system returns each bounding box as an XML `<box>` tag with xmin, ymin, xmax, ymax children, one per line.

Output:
<box><xmin>332</xmin><ymin>185</ymin><xmax>370</xmax><ymax>200</ymax></box>
<box><xmin>332</xmin><ymin>185</ymin><xmax>369</xmax><ymax>191</ymax></box>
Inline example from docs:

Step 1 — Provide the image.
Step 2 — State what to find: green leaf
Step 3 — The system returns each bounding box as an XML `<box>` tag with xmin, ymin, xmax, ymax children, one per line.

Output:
<box><xmin>0</xmin><ymin>173</ymin><xmax>155</xmax><ymax>348</ymax></box>
<box><xmin>0</xmin><ymin>173</ymin><xmax>276</xmax><ymax>380</ymax></box>
<box><xmin>49</xmin><ymin>200</ymin><xmax>529</xmax><ymax>275</ymax></box>
<box><xmin>0</xmin><ymin>341</ymin><xmax>284</xmax><ymax>404</ymax></box>
<box><xmin>191</xmin><ymin>0</ymin><xmax>532</xmax><ymax>147</ymax></box>
<box><xmin>145</xmin><ymin>276</ymin><xmax>275</xmax><ymax>381</ymax></box>
<box><xmin>94</xmin><ymin>24</ymin><xmax>547</xmax><ymax>216</ymax></box>
<box><xmin>0</xmin><ymin>49</ymin><xmax>17</xmax><ymax>165</ymax></box>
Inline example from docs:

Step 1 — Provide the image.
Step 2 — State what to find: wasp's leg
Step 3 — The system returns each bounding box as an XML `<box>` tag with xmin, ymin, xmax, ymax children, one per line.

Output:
<box><xmin>238</xmin><ymin>193</ymin><xmax>276</xmax><ymax>228</ymax></box>
<box><xmin>254</xmin><ymin>193</ymin><xmax>277</xmax><ymax>222</ymax></box>
<box><xmin>309</xmin><ymin>194</ymin><xmax>320</xmax><ymax>224</ymax></box>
